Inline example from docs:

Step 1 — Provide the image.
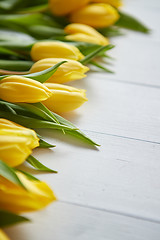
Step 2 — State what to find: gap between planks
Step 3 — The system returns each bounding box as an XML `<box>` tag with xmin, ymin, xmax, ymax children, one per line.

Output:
<box><xmin>59</xmin><ymin>200</ymin><xmax>160</xmax><ymax>225</ymax></box>
<box><xmin>83</xmin><ymin>129</ymin><xmax>160</xmax><ymax>146</ymax></box>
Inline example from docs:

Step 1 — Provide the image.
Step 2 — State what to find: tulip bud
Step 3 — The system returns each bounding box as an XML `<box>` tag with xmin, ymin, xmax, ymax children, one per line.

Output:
<box><xmin>91</xmin><ymin>0</ymin><xmax>122</xmax><ymax>8</ymax></box>
<box><xmin>0</xmin><ymin>229</ymin><xmax>9</xmax><ymax>240</ymax></box>
<box><xmin>29</xmin><ymin>58</ymin><xmax>89</xmax><ymax>84</ymax></box>
<box><xmin>65</xmin><ymin>23</ymin><xmax>109</xmax><ymax>45</ymax></box>
<box><xmin>31</xmin><ymin>41</ymin><xmax>84</xmax><ymax>62</ymax></box>
<box><xmin>69</xmin><ymin>3</ymin><xmax>120</xmax><ymax>28</ymax></box>
<box><xmin>49</xmin><ymin>0</ymin><xmax>90</xmax><ymax>16</ymax></box>
<box><xmin>0</xmin><ymin>75</ymin><xmax>52</xmax><ymax>103</ymax></box>
<box><xmin>0</xmin><ymin>118</ymin><xmax>39</xmax><ymax>167</ymax></box>
<box><xmin>0</xmin><ymin>171</ymin><xmax>56</xmax><ymax>213</ymax></box>
<box><xmin>42</xmin><ymin>83</ymin><xmax>88</xmax><ymax>113</ymax></box>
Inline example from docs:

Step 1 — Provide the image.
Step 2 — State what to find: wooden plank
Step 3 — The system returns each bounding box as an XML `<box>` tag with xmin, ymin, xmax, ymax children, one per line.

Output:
<box><xmin>106</xmin><ymin>1</ymin><xmax>160</xmax><ymax>87</ymax></box>
<box><xmin>109</xmin><ymin>39</ymin><xmax>160</xmax><ymax>86</ymax></box>
<box><xmin>5</xmin><ymin>202</ymin><xmax>160</xmax><ymax>240</ymax></box>
<box><xmin>23</xmin><ymin>130</ymin><xmax>160</xmax><ymax>221</ymax></box>
<box><xmin>65</xmin><ymin>77</ymin><xmax>160</xmax><ymax>143</ymax></box>
<box><xmin>125</xmin><ymin>0</ymin><xmax>160</xmax><ymax>10</ymax></box>
<box><xmin>4</xmin><ymin>1</ymin><xmax>160</xmax><ymax>240</ymax></box>
<box><xmin>124</xmin><ymin>0</ymin><xmax>160</xmax><ymax>42</ymax></box>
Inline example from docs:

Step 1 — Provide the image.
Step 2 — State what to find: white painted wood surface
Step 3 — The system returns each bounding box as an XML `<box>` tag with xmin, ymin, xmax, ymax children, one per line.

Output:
<box><xmin>5</xmin><ymin>1</ymin><xmax>160</xmax><ymax>239</ymax></box>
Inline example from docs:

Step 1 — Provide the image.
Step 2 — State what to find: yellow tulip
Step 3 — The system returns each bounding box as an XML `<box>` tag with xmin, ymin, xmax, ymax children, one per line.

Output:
<box><xmin>31</xmin><ymin>41</ymin><xmax>84</xmax><ymax>62</ymax></box>
<box><xmin>29</xmin><ymin>58</ymin><xmax>89</xmax><ymax>84</ymax></box>
<box><xmin>0</xmin><ymin>118</ymin><xmax>39</xmax><ymax>167</ymax></box>
<box><xmin>91</xmin><ymin>0</ymin><xmax>122</xmax><ymax>8</ymax></box>
<box><xmin>49</xmin><ymin>0</ymin><xmax>90</xmax><ymax>16</ymax></box>
<box><xmin>69</xmin><ymin>3</ymin><xmax>120</xmax><ymax>28</ymax></box>
<box><xmin>0</xmin><ymin>229</ymin><xmax>10</xmax><ymax>240</ymax></box>
<box><xmin>0</xmin><ymin>171</ymin><xmax>56</xmax><ymax>213</ymax></box>
<box><xmin>42</xmin><ymin>83</ymin><xmax>88</xmax><ymax>113</ymax></box>
<box><xmin>65</xmin><ymin>23</ymin><xmax>109</xmax><ymax>45</ymax></box>
<box><xmin>0</xmin><ymin>75</ymin><xmax>52</xmax><ymax>103</ymax></box>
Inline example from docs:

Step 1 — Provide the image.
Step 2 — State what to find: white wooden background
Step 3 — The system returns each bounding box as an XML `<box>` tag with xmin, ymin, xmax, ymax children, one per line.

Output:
<box><xmin>5</xmin><ymin>1</ymin><xmax>160</xmax><ymax>239</ymax></box>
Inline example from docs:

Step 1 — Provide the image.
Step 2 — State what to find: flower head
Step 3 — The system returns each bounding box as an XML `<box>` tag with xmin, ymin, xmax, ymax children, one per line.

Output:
<box><xmin>91</xmin><ymin>0</ymin><xmax>122</xmax><ymax>8</ymax></box>
<box><xmin>0</xmin><ymin>119</ymin><xmax>39</xmax><ymax>167</ymax></box>
<box><xmin>65</xmin><ymin>23</ymin><xmax>109</xmax><ymax>45</ymax></box>
<box><xmin>0</xmin><ymin>171</ymin><xmax>56</xmax><ymax>213</ymax></box>
<box><xmin>0</xmin><ymin>75</ymin><xmax>52</xmax><ymax>103</ymax></box>
<box><xmin>42</xmin><ymin>83</ymin><xmax>88</xmax><ymax>113</ymax></box>
<box><xmin>69</xmin><ymin>3</ymin><xmax>120</xmax><ymax>28</ymax></box>
<box><xmin>31</xmin><ymin>41</ymin><xmax>84</xmax><ymax>62</ymax></box>
<box><xmin>30</xmin><ymin>58</ymin><xmax>89</xmax><ymax>84</ymax></box>
<box><xmin>49</xmin><ymin>0</ymin><xmax>90</xmax><ymax>16</ymax></box>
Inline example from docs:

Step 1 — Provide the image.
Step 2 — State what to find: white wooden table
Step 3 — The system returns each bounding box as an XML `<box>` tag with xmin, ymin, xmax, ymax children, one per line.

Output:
<box><xmin>5</xmin><ymin>1</ymin><xmax>160</xmax><ymax>239</ymax></box>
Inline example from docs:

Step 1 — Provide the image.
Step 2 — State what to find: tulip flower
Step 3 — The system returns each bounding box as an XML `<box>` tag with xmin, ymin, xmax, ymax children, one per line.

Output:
<box><xmin>31</xmin><ymin>41</ymin><xmax>84</xmax><ymax>62</ymax></box>
<box><xmin>0</xmin><ymin>171</ymin><xmax>56</xmax><ymax>213</ymax></box>
<box><xmin>0</xmin><ymin>229</ymin><xmax>9</xmax><ymax>240</ymax></box>
<box><xmin>69</xmin><ymin>3</ymin><xmax>120</xmax><ymax>28</ymax></box>
<box><xmin>42</xmin><ymin>83</ymin><xmax>88</xmax><ymax>113</ymax></box>
<box><xmin>91</xmin><ymin>0</ymin><xmax>122</xmax><ymax>8</ymax></box>
<box><xmin>29</xmin><ymin>58</ymin><xmax>89</xmax><ymax>84</ymax></box>
<box><xmin>65</xmin><ymin>23</ymin><xmax>109</xmax><ymax>45</ymax></box>
<box><xmin>0</xmin><ymin>75</ymin><xmax>52</xmax><ymax>103</ymax></box>
<box><xmin>49</xmin><ymin>0</ymin><xmax>90</xmax><ymax>16</ymax></box>
<box><xmin>0</xmin><ymin>118</ymin><xmax>39</xmax><ymax>167</ymax></box>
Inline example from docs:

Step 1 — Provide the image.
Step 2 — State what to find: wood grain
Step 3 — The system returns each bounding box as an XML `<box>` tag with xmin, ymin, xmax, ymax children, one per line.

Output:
<box><xmin>4</xmin><ymin>0</ymin><xmax>160</xmax><ymax>239</ymax></box>
<box><xmin>5</xmin><ymin>202</ymin><xmax>160</xmax><ymax>240</ymax></box>
<box><xmin>29</xmin><ymin>130</ymin><xmax>160</xmax><ymax>222</ymax></box>
<box><xmin>65</xmin><ymin>77</ymin><xmax>160</xmax><ymax>143</ymax></box>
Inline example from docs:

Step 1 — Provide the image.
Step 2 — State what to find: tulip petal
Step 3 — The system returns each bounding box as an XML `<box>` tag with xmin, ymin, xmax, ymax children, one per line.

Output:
<box><xmin>43</xmin><ymin>83</ymin><xmax>88</xmax><ymax>113</ymax></box>
<box><xmin>69</xmin><ymin>3</ymin><xmax>120</xmax><ymax>28</ymax></box>
<box><xmin>0</xmin><ymin>171</ymin><xmax>56</xmax><ymax>213</ymax></box>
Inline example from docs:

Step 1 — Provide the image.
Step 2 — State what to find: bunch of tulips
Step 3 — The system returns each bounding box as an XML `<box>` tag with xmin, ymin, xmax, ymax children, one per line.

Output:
<box><xmin>0</xmin><ymin>0</ymin><xmax>149</xmax><ymax>239</ymax></box>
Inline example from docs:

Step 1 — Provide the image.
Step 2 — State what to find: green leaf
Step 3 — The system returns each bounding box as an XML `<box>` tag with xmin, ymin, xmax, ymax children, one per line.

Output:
<box><xmin>67</xmin><ymin>129</ymin><xmax>100</xmax><ymax>146</ymax></box>
<box><xmin>0</xmin><ymin>160</ymin><xmax>26</xmax><ymax>188</ymax></box>
<box><xmin>0</xmin><ymin>100</ymin><xmax>99</xmax><ymax>146</ymax></box>
<box><xmin>27</xmin><ymin>155</ymin><xmax>57</xmax><ymax>173</ymax></box>
<box><xmin>0</xmin><ymin>13</ymin><xmax>60</xmax><ymax>28</ymax></box>
<box><xmin>0</xmin><ymin>61</ymin><xmax>66</xmax><ymax>82</ymax></box>
<box><xmin>51</xmin><ymin>14</ymin><xmax>70</xmax><ymax>27</ymax></box>
<box><xmin>12</xmin><ymin>102</ymin><xmax>99</xmax><ymax>144</ymax></box>
<box><xmin>37</xmin><ymin>133</ymin><xmax>55</xmax><ymax>148</ymax></box>
<box><xmin>16</xmin><ymin>169</ymin><xmax>40</xmax><ymax>181</ymax></box>
<box><xmin>80</xmin><ymin>44</ymin><xmax>114</xmax><ymax>65</ymax></box>
<box><xmin>0</xmin><ymin>100</ymin><xmax>60</xmax><ymax>125</ymax></box>
<box><xmin>0</xmin><ymin>59</ymin><xmax>33</xmax><ymax>71</ymax></box>
<box><xmin>0</xmin><ymin>100</ymin><xmax>58</xmax><ymax>124</ymax></box>
<box><xmin>21</xmin><ymin>102</ymin><xmax>60</xmax><ymax>124</ymax></box>
<box><xmin>17</xmin><ymin>103</ymin><xmax>58</xmax><ymax>123</ymax></box>
<box><xmin>27</xmin><ymin>25</ymin><xmax>66</xmax><ymax>39</ymax></box>
<box><xmin>99</xmin><ymin>26</ymin><xmax>124</xmax><ymax>37</ymax></box>
<box><xmin>0</xmin><ymin>100</ymin><xmax>34</xmax><ymax>116</ymax></box>
<box><xmin>50</xmin><ymin>112</ymin><xmax>100</xmax><ymax>146</ymax></box>
<box><xmin>3</xmin><ymin>103</ymin><xmax>17</xmax><ymax>114</ymax></box>
<box><xmin>66</xmin><ymin>41</ymin><xmax>101</xmax><ymax>56</ymax></box>
<box><xmin>39</xmin><ymin>138</ymin><xmax>55</xmax><ymax>148</ymax></box>
<box><xmin>22</xmin><ymin>61</ymin><xmax>66</xmax><ymax>83</ymax></box>
<box><xmin>33</xmin><ymin>102</ymin><xmax>61</xmax><ymax>123</ymax></box>
<box><xmin>0</xmin><ymin>41</ymin><xmax>34</xmax><ymax>53</ymax></box>
<box><xmin>17</xmin><ymin>4</ymin><xmax>48</xmax><ymax>14</ymax></box>
<box><xmin>0</xmin><ymin>110</ymin><xmax>76</xmax><ymax>131</ymax></box>
<box><xmin>116</xmin><ymin>11</ymin><xmax>150</xmax><ymax>33</ymax></box>
<box><xmin>18</xmin><ymin>103</ymin><xmax>99</xmax><ymax>145</ymax></box>
<box><xmin>0</xmin><ymin>210</ymin><xmax>29</xmax><ymax>228</ymax></box>
<box><xmin>0</xmin><ymin>46</ymin><xmax>22</xmax><ymax>58</ymax></box>
<box><xmin>90</xmin><ymin>61</ymin><xmax>114</xmax><ymax>73</ymax></box>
